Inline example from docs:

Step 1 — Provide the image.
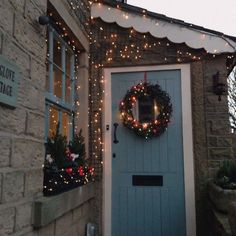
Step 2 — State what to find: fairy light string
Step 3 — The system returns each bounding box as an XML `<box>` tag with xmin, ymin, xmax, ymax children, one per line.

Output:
<box><xmin>64</xmin><ymin>1</ymin><xmax>236</xmax><ymax>174</ymax></box>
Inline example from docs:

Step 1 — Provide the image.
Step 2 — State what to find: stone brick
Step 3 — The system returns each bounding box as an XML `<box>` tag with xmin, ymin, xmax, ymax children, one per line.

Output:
<box><xmin>24</xmin><ymin>168</ymin><xmax>43</xmax><ymax>196</ymax></box>
<box><xmin>0</xmin><ymin>30</ymin><xmax>3</xmax><ymax>54</ymax></box>
<box><xmin>31</xmin><ymin>0</ymin><xmax>47</xmax><ymax>11</ymax></box>
<box><xmin>0</xmin><ymin>0</ymin><xmax>14</xmax><ymax>35</ymax></box>
<box><xmin>2</xmin><ymin>35</ymin><xmax>31</xmax><ymax>78</ymax></box>
<box><xmin>23</xmin><ymin>231</ymin><xmax>39</xmax><ymax>236</ymax></box>
<box><xmin>11</xmin><ymin>138</ymin><xmax>44</xmax><ymax>168</ymax></box>
<box><xmin>82</xmin><ymin>202</ymin><xmax>90</xmax><ymax>218</ymax></box>
<box><xmin>0</xmin><ymin>224</ymin><xmax>7</xmax><ymax>236</ymax></box>
<box><xmin>0</xmin><ymin>174</ymin><xmax>2</xmax><ymax>203</ymax></box>
<box><xmin>30</xmin><ymin>58</ymin><xmax>46</xmax><ymax>89</ymax></box>
<box><xmin>192</xmin><ymin>105</ymin><xmax>206</xmax><ymax>144</ymax></box>
<box><xmin>205</xmin><ymin>96</ymin><xmax>229</xmax><ymax>113</ymax></box>
<box><xmin>217</xmin><ymin>137</ymin><xmax>232</xmax><ymax>147</ymax></box>
<box><xmin>2</xmin><ymin>170</ymin><xmax>24</xmax><ymax>202</ymax></box>
<box><xmin>203</xmin><ymin>57</ymin><xmax>227</xmax><ymax>77</ymax></box>
<box><xmin>25</xmin><ymin>0</ymin><xmax>46</xmax><ymax>23</ymax></box>
<box><xmin>15</xmin><ymin>202</ymin><xmax>32</xmax><ymax>230</ymax></box>
<box><xmin>208</xmin><ymin>160</ymin><xmax>221</xmax><ymax>169</ymax></box>
<box><xmin>229</xmin><ymin>202</ymin><xmax>236</xmax><ymax>236</ymax></box>
<box><xmin>206</xmin><ymin>95</ymin><xmax>228</xmax><ymax>106</ymax></box>
<box><xmin>208</xmin><ymin>148</ymin><xmax>233</xmax><ymax>160</ymax></box>
<box><xmin>72</xmin><ymin>206</ymin><xmax>83</xmax><ymax>223</ymax></box>
<box><xmin>207</xmin><ymin>120</ymin><xmax>231</xmax><ymax>135</ymax></box>
<box><xmin>0</xmin><ymin>137</ymin><xmax>11</xmax><ymax>167</ymax></box>
<box><xmin>26</xmin><ymin>111</ymin><xmax>45</xmax><ymax>138</ymax></box>
<box><xmin>13</xmin><ymin>12</ymin><xmax>46</xmax><ymax>58</ymax></box>
<box><xmin>55</xmin><ymin>212</ymin><xmax>73</xmax><ymax>236</ymax></box>
<box><xmin>208</xmin><ymin>137</ymin><xmax>217</xmax><ymax>147</ymax></box>
<box><xmin>8</xmin><ymin>0</ymin><xmax>26</xmax><ymax>13</ymax></box>
<box><xmin>18</xmin><ymin>79</ymin><xmax>45</xmax><ymax>113</ymax></box>
<box><xmin>34</xmin><ymin>184</ymin><xmax>95</xmax><ymax>228</ymax></box>
<box><xmin>38</xmin><ymin>222</ymin><xmax>55</xmax><ymax>236</ymax></box>
<box><xmin>0</xmin><ymin>207</ymin><xmax>15</xmax><ymax>234</ymax></box>
<box><xmin>0</xmin><ymin>106</ymin><xmax>26</xmax><ymax>134</ymax></box>
<box><xmin>191</xmin><ymin>61</ymin><xmax>204</xmax><ymax>106</ymax></box>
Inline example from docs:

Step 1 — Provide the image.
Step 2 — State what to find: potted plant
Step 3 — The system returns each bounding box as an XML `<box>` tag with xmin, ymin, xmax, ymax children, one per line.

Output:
<box><xmin>208</xmin><ymin>160</ymin><xmax>236</xmax><ymax>213</ymax></box>
<box><xmin>43</xmin><ymin>123</ymin><xmax>94</xmax><ymax>196</ymax></box>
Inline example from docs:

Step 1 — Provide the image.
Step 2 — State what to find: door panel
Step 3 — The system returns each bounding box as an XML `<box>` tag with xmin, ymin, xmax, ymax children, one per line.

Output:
<box><xmin>111</xmin><ymin>70</ymin><xmax>186</xmax><ymax>236</ymax></box>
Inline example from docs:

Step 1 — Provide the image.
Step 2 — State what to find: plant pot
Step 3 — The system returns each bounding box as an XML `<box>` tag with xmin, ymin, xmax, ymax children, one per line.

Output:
<box><xmin>228</xmin><ymin>201</ymin><xmax>236</xmax><ymax>236</ymax></box>
<box><xmin>208</xmin><ymin>182</ymin><xmax>236</xmax><ymax>213</ymax></box>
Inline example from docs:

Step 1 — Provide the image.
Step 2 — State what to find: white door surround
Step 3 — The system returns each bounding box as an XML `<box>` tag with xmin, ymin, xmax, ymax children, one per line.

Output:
<box><xmin>103</xmin><ymin>64</ymin><xmax>196</xmax><ymax>236</ymax></box>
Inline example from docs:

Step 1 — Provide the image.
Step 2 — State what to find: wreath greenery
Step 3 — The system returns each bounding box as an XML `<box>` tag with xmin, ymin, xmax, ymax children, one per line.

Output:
<box><xmin>119</xmin><ymin>82</ymin><xmax>172</xmax><ymax>139</ymax></box>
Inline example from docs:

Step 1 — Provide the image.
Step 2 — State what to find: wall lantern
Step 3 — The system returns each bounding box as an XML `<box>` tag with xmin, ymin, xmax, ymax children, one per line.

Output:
<box><xmin>212</xmin><ymin>71</ymin><xmax>226</xmax><ymax>101</ymax></box>
<box><xmin>38</xmin><ymin>15</ymin><xmax>50</xmax><ymax>25</ymax></box>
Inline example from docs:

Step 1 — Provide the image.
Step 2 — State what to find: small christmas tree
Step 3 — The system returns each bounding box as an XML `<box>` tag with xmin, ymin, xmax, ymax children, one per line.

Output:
<box><xmin>43</xmin><ymin>125</ymin><xmax>94</xmax><ymax>196</ymax></box>
<box><xmin>45</xmin><ymin>123</ymin><xmax>72</xmax><ymax>169</ymax></box>
<box><xmin>68</xmin><ymin>129</ymin><xmax>86</xmax><ymax>166</ymax></box>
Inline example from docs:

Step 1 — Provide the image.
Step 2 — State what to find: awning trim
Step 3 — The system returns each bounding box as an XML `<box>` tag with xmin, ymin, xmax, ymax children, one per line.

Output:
<box><xmin>91</xmin><ymin>3</ymin><xmax>236</xmax><ymax>54</ymax></box>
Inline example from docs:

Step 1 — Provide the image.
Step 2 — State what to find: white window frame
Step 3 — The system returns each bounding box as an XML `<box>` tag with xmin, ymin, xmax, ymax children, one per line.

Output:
<box><xmin>45</xmin><ymin>25</ymin><xmax>76</xmax><ymax>141</ymax></box>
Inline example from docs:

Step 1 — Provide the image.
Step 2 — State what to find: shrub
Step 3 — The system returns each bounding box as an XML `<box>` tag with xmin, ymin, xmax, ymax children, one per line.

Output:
<box><xmin>215</xmin><ymin>160</ymin><xmax>236</xmax><ymax>189</ymax></box>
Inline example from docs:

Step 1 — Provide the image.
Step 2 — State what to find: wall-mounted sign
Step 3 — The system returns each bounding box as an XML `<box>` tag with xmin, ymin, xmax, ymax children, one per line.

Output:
<box><xmin>0</xmin><ymin>54</ymin><xmax>20</xmax><ymax>108</ymax></box>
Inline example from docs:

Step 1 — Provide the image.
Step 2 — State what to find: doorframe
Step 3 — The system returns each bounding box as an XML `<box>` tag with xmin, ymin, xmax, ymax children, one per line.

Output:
<box><xmin>103</xmin><ymin>64</ymin><xmax>196</xmax><ymax>236</ymax></box>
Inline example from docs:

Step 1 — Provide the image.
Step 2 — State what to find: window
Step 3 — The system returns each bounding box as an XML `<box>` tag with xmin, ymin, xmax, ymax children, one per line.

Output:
<box><xmin>45</xmin><ymin>25</ymin><xmax>75</xmax><ymax>140</ymax></box>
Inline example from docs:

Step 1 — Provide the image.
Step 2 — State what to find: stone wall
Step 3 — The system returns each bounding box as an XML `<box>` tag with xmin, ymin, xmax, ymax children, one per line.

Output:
<box><xmin>0</xmin><ymin>0</ymin><xmax>94</xmax><ymax>235</ymax></box>
<box><xmin>0</xmin><ymin>0</ymin><xmax>47</xmax><ymax>235</ymax></box>
<box><xmin>90</xmin><ymin>16</ymin><xmax>234</xmax><ymax>236</ymax></box>
<box><xmin>34</xmin><ymin>183</ymin><xmax>96</xmax><ymax>236</ymax></box>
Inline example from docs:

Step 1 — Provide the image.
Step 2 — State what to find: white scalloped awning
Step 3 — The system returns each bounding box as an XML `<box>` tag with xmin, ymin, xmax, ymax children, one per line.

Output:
<box><xmin>91</xmin><ymin>3</ymin><xmax>236</xmax><ymax>54</ymax></box>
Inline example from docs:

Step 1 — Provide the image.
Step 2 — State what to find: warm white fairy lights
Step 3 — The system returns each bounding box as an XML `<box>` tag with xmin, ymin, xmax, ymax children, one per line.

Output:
<box><xmin>66</xmin><ymin>0</ymin><xmax>236</xmax><ymax>169</ymax></box>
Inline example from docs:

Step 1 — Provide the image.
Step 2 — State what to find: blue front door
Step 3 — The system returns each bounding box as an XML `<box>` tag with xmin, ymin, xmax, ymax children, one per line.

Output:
<box><xmin>111</xmin><ymin>70</ymin><xmax>186</xmax><ymax>236</ymax></box>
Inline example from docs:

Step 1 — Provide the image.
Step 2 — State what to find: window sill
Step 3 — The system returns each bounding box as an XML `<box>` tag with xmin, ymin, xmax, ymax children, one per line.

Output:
<box><xmin>33</xmin><ymin>183</ymin><xmax>95</xmax><ymax>228</ymax></box>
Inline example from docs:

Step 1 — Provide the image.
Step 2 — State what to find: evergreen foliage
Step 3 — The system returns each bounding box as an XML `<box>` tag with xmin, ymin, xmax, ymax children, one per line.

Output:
<box><xmin>45</xmin><ymin>123</ymin><xmax>71</xmax><ymax>168</ymax></box>
<box><xmin>216</xmin><ymin>160</ymin><xmax>236</xmax><ymax>189</ymax></box>
<box><xmin>69</xmin><ymin>129</ymin><xmax>86</xmax><ymax>166</ymax></box>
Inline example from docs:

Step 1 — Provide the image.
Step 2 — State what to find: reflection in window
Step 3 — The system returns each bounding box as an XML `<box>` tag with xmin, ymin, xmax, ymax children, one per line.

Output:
<box><xmin>138</xmin><ymin>97</ymin><xmax>155</xmax><ymax>123</ymax></box>
<box><xmin>45</xmin><ymin>61</ymin><xmax>49</xmax><ymax>91</ymax></box>
<box><xmin>66</xmin><ymin>49</ymin><xmax>72</xmax><ymax>77</ymax></box>
<box><xmin>62</xmin><ymin>112</ymin><xmax>70</xmax><ymax>138</ymax></box>
<box><xmin>138</xmin><ymin>98</ymin><xmax>160</xmax><ymax>123</ymax></box>
<box><xmin>65</xmin><ymin>76</ymin><xmax>71</xmax><ymax>103</ymax></box>
<box><xmin>53</xmin><ymin>66</ymin><xmax>62</xmax><ymax>98</ymax></box>
<box><xmin>49</xmin><ymin>106</ymin><xmax>59</xmax><ymax>138</ymax></box>
<box><xmin>53</xmin><ymin>36</ymin><xmax>62</xmax><ymax>67</ymax></box>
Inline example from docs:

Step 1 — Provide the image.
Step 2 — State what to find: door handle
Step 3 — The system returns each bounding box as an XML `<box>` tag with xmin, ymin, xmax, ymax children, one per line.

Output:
<box><xmin>113</xmin><ymin>123</ymin><xmax>119</xmax><ymax>144</ymax></box>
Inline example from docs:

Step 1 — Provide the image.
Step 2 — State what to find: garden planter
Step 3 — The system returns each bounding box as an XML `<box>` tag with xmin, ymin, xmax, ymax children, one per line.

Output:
<box><xmin>43</xmin><ymin>166</ymin><xmax>94</xmax><ymax>196</ymax></box>
<box><xmin>228</xmin><ymin>201</ymin><xmax>236</xmax><ymax>236</ymax></box>
<box><xmin>208</xmin><ymin>182</ymin><xmax>236</xmax><ymax>213</ymax></box>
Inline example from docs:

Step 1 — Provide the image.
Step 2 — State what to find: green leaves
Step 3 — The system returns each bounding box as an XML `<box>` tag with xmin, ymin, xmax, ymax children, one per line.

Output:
<box><xmin>216</xmin><ymin>160</ymin><xmax>236</xmax><ymax>189</ymax></box>
<box><xmin>45</xmin><ymin>123</ymin><xmax>87</xmax><ymax>169</ymax></box>
<box><xmin>69</xmin><ymin>129</ymin><xmax>86</xmax><ymax>166</ymax></box>
<box><xmin>45</xmin><ymin>123</ymin><xmax>69</xmax><ymax>168</ymax></box>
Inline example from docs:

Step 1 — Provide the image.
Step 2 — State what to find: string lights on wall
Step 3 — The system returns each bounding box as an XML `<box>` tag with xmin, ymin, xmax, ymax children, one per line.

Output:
<box><xmin>65</xmin><ymin>0</ymin><xmax>236</xmax><ymax>174</ymax></box>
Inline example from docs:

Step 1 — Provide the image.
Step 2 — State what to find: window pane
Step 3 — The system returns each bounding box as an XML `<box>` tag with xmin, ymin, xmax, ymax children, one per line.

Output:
<box><xmin>53</xmin><ymin>66</ymin><xmax>62</xmax><ymax>98</ymax></box>
<box><xmin>65</xmin><ymin>76</ymin><xmax>71</xmax><ymax>103</ymax></box>
<box><xmin>53</xmin><ymin>36</ymin><xmax>62</xmax><ymax>68</ymax></box>
<box><xmin>62</xmin><ymin>112</ymin><xmax>70</xmax><ymax>139</ymax></box>
<box><xmin>49</xmin><ymin>106</ymin><xmax>59</xmax><ymax>138</ymax></box>
<box><xmin>66</xmin><ymin>49</ymin><xmax>72</xmax><ymax>77</ymax></box>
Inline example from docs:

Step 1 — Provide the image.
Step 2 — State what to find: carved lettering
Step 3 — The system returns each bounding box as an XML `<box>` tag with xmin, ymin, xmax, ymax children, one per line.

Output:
<box><xmin>0</xmin><ymin>81</ymin><xmax>13</xmax><ymax>97</ymax></box>
<box><xmin>0</xmin><ymin>64</ymin><xmax>15</xmax><ymax>82</ymax></box>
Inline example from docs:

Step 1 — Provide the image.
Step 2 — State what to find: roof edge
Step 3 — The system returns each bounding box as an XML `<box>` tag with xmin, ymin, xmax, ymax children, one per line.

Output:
<box><xmin>101</xmin><ymin>0</ymin><xmax>236</xmax><ymax>42</ymax></box>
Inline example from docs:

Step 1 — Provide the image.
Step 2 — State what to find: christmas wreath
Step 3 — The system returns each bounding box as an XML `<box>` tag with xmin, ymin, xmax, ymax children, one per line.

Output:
<box><xmin>119</xmin><ymin>82</ymin><xmax>172</xmax><ymax>139</ymax></box>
